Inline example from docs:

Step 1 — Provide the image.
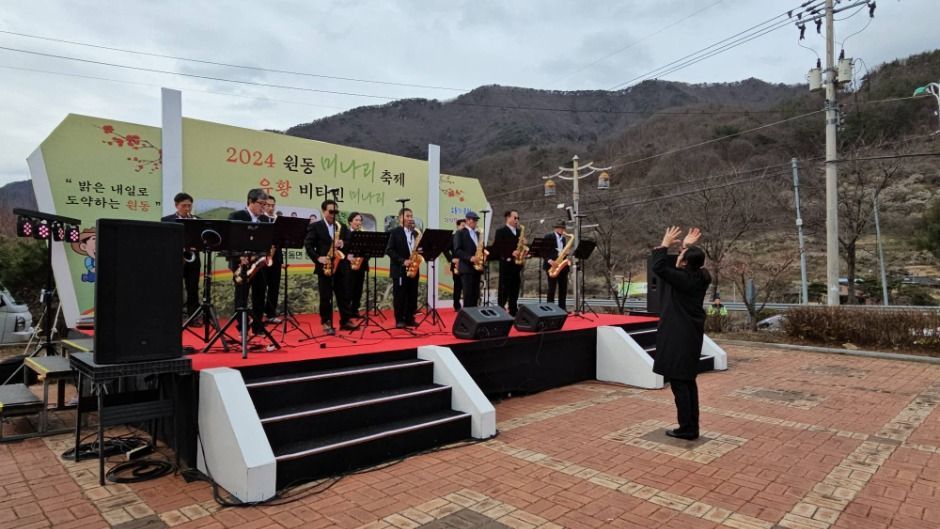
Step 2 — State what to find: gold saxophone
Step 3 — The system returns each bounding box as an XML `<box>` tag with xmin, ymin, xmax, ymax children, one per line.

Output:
<box><xmin>513</xmin><ymin>224</ymin><xmax>528</xmax><ymax>266</ymax></box>
<box><xmin>234</xmin><ymin>245</ymin><xmax>275</xmax><ymax>284</ymax></box>
<box><xmin>350</xmin><ymin>227</ymin><xmax>366</xmax><ymax>271</ymax></box>
<box><xmin>548</xmin><ymin>233</ymin><xmax>574</xmax><ymax>278</ymax></box>
<box><xmin>473</xmin><ymin>229</ymin><xmax>489</xmax><ymax>272</ymax></box>
<box><xmin>322</xmin><ymin>223</ymin><xmax>344</xmax><ymax>277</ymax></box>
<box><xmin>406</xmin><ymin>229</ymin><xmax>424</xmax><ymax>278</ymax></box>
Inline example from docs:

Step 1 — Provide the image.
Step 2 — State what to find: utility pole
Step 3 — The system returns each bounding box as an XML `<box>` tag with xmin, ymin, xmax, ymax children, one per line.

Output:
<box><xmin>791</xmin><ymin>158</ymin><xmax>809</xmax><ymax>304</ymax></box>
<box><xmin>824</xmin><ymin>0</ymin><xmax>841</xmax><ymax>306</ymax></box>
<box><xmin>872</xmin><ymin>191</ymin><xmax>889</xmax><ymax>306</ymax></box>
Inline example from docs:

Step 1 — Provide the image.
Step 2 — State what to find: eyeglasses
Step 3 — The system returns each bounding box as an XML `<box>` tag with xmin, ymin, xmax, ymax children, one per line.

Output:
<box><xmin>326</xmin><ymin>209</ymin><xmax>337</xmax><ymax>214</ymax></box>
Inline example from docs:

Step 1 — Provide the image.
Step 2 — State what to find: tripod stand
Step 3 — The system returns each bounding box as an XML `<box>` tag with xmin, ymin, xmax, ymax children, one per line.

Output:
<box><xmin>572</xmin><ymin>238</ymin><xmax>598</xmax><ymax>320</ymax></box>
<box><xmin>270</xmin><ymin>217</ymin><xmax>315</xmax><ymax>342</ymax></box>
<box><xmin>346</xmin><ymin>231</ymin><xmax>392</xmax><ymax>337</ymax></box>
<box><xmin>278</xmin><ymin>249</ymin><xmax>315</xmax><ymax>341</ymax></box>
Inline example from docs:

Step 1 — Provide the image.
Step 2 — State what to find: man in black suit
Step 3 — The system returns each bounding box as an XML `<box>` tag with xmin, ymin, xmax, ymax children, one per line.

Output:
<box><xmin>543</xmin><ymin>220</ymin><xmax>571</xmax><ymax>311</ymax></box>
<box><xmin>228</xmin><ymin>188</ymin><xmax>271</xmax><ymax>336</ymax></box>
<box><xmin>454</xmin><ymin>211</ymin><xmax>483</xmax><ymax>308</ymax></box>
<box><xmin>385</xmin><ymin>207</ymin><xmax>420</xmax><ymax>328</ymax></box>
<box><xmin>494</xmin><ymin>210</ymin><xmax>524</xmax><ymax>316</ymax></box>
<box><xmin>304</xmin><ymin>199</ymin><xmax>355</xmax><ymax>334</ymax></box>
<box><xmin>262</xmin><ymin>196</ymin><xmax>283</xmax><ymax>324</ymax></box>
<box><xmin>441</xmin><ymin>218</ymin><xmax>465</xmax><ymax>311</ymax></box>
<box><xmin>161</xmin><ymin>192</ymin><xmax>200</xmax><ymax>322</ymax></box>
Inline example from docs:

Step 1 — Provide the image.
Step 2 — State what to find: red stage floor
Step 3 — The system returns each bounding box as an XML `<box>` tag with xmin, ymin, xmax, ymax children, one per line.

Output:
<box><xmin>184</xmin><ymin>308</ymin><xmax>657</xmax><ymax>371</ymax></box>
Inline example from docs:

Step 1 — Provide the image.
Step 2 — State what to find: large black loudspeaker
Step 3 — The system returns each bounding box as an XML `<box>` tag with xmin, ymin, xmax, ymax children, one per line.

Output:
<box><xmin>94</xmin><ymin>219</ymin><xmax>183</xmax><ymax>364</ymax></box>
<box><xmin>452</xmin><ymin>307</ymin><xmax>514</xmax><ymax>340</ymax></box>
<box><xmin>514</xmin><ymin>303</ymin><xmax>568</xmax><ymax>332</ymax></box>
<box><xmin>646</xmin><ymin>253</ymin><xmax>663</xmax><ymax>314</ymax></box>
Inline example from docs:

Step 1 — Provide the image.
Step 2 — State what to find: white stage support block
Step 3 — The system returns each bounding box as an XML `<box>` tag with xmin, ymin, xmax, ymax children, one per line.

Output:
<box><xmin>197</xmin><ymin>368</ymin><xmax>276</xmax><ymax>502</ymax></box>
<box><xmin>703</xmin><ymin>334</ymin><xmax>728</xmax><ymax>371</ymax></box>
<box><xmin>596</xmin><ymin>326</ymin><xmax>664</xmax><ymax>389</ymax></box>
<box><xmin>418</xmin><ymin>345</ymin><xmax>495</xmax><ymax>439</ymax></box>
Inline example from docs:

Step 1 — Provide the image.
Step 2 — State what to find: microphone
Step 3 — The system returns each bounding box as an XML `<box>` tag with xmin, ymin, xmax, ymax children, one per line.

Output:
<box><xmin>479</xmin><ymin>209</ymin><xmax>490</xmax><ymax>214</ymax></box>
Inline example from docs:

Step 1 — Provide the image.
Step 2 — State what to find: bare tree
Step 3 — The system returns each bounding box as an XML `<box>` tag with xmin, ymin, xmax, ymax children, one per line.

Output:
<box><xmin>727</xmin><ymin>252</ymin><xmax>796</xmax><ymax>330</ymax></box>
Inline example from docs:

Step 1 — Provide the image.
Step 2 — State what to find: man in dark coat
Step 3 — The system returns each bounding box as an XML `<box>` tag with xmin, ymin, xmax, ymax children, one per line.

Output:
<box><xmin>494</xmin><ymin>210</ymin><xmax>524</xmax><ymax>316</ymax></box>
<box><xmin>543</xmin><ymin>221</ymin><xmax>571</xmax><ymax>311</ymax></box>
<box><xmin>228</xmin><ymin>188</ymin><xmax>271</xmax><ymax>336</ymax></box>
<box><xmin>304</xmin><ymin>199</ymin><xmax>355</xmax><ymax>334</ymax></box>
<box><xmin>441</xmin><ymin>218</ymin><xmax>465</xmax><ymax>311</ymax></box>
<box><xmin>651</xmin><ymin>226</ymin><xmax>711</xmax><ymax>440</ymax></box>
<box><xmin>454</xmin><ymin>211</ymin><xmax>483</xmax><ymax>307</ymax></box>
<box><xmin>385</xmin><ymin>208</ymin><xmax>420</xmax><ymax>328</ymax></box>
<box><xmin>161</xmin><ymin>192</ymin><xmax>201</xmax><ymax>323</ymax></box>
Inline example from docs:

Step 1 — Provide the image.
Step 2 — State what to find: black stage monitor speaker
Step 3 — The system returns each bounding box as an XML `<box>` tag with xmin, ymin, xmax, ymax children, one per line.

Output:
<box><xmin>94</xmin><ymin>219</ymin><xmax>184</xmax><ymax>364</ymax></box>
<box><xmin>452</xmin><ymin>307</ymin><xmax>514</xmax><ymax>340</ymax></box>
<box><xmin>646</xmin><ymin>253</ymin><xmax>664</xmax><ymax>314</ymax></box>
<box><xmin>514</xmin><ymin>303</ymin><xmax>568</xmax><ymax>332</ymax></box>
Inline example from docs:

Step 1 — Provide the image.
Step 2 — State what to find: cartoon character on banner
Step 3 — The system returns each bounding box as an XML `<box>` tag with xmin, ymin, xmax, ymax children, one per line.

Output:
<box><xmin>70</xmin><ymin>228</ymin><xmax>97</xmax><ymax>282</ymax></box>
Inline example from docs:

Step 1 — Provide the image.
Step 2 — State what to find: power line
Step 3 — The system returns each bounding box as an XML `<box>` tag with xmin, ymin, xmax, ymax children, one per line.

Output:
<box><xmin>551</xmin><ymin>0</ymin><xmax>726</xmax><ymax>87</ymax></box>
<box><xmin>0</xmin><ymin>64</ymin><xmax>347</xmax><ymax>110</ymax></box>
<box><xmin>0</xmin><ymin>29</ymin><xmax>468</xmax><ymax>92</ymax></box>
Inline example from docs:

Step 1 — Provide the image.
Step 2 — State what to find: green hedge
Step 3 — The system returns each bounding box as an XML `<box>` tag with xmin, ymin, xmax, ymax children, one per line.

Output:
<box><xmin>783</xmin><ymin>306</ymin><xmax>940</xmax><ymax>353</ymax></box>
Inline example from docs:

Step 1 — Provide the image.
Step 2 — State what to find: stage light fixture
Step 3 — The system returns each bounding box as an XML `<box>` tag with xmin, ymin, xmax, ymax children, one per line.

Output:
<box><xmin>33</xmin><ymin>219</ymin><xmax>51</xmax><ymax>240</ymax></box>
<box><xmin>52</xmin><ymin>221</ymin><xmax>66</xmax><ymax>241</ymax></box>
<box><xmin>16</xmin><ymin>216</ymin><xmax>34</xmax><ymax>238</ymax></box>
<box><xmin>65</xmin><ymin>225</ymin><xmax>81</xmax><ymax>243</ymax></box>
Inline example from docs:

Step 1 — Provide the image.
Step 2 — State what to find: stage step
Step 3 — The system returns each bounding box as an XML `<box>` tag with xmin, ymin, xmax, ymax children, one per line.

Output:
<box><xmin>624</xmin><ymin>324</ymin><xmax>717</xmax><ymax>373</ymax></box>
<box><xmin>275</xmin><ymin>410</ymin><xmax>470</xmax><ymax>488</ymax></box>
<box><xmin>236</xmin><ymin>354</ymin><xmax>473</xmax><ymax>490</ymax></box>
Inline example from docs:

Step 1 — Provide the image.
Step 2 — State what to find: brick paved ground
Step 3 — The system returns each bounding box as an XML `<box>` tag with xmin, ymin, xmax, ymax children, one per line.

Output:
<box><xmin>2</xmin><ymin>343</ymin><xmax>939</xmax><ymax>529</ymax></box>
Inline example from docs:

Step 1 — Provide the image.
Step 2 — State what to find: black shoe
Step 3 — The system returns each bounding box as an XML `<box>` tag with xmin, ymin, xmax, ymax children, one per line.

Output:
<box><xmin>322</xmin><ymin>324</ymin><xmax>336</xmax><ymax>335</ymax></box>
<box><xmin>395</xmin><ymin>322</ymin><xmax>406</xmax><ymax>329</ymax></box>
<box><xmin>251</xmin><ymin>326</ymin><xmax>266</xmax><ymax>336</ymax></box>
<box><xmin>665</xmin><ymin>429</ymin><xmax>699</xmax><ymax>440</ymax></box>
<box><xmin>340</xmin><ymin>321</ymin><xmax>359</xmax><ymax>331</ymax></box>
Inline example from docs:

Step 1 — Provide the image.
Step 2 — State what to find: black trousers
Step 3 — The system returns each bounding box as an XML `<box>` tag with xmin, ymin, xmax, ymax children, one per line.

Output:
<box><xmin>234</xmin><ymin>273</ymin><xmax>266</xmax><ymax>334</ymax></box>
<box><xmin>461</xmin><ymin>271</ymin><xmax>481</xmax><ymax>308</ymax></box>
<box><xmin>392</xmin><ymin>273</ymin><xmax>419</xmax><ymax>324</ymax></box>
<box><xmin>452</xmin><ymin>269</ymin><xmax>463</xmax><ymax>310</ymax></box>
<box><xmin>263</xmin><ymin>263</ymin><xmax>281</xmax><ymax>318</ymax></box>
<box><xmin>669</xmin><ymin>378</ymin><xmax>700</xmax><ymax>434</ymax></box>
<box><xmin>498</xmin><ymin>263</ymin><xmax>522</xmax><ymax>315</ymax></box>
<box><xmin>347</xmin><ymin>268</ymin><xmax>366</xmax><ymax>314</ymax></box>
<box><xmin>317</xmin><ymin>270</ymin><xmax>352</xmax><ymax>326</ymax></box>
<box><xmin>546</xmin><ymin>268</ymin><xmax>569</xmax><ymax>311</ymax></box>
<box><xmin>182</xmin><ymin>257</ymin><xmax>200</xmax><ymax>316</ymax></box>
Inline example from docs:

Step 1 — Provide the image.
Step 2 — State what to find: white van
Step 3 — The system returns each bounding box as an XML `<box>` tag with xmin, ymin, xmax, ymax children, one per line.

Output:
<box><xmin>0</xmin><ymin>285</ymin><xmax>34</xmax><ymax>344</ymax></box>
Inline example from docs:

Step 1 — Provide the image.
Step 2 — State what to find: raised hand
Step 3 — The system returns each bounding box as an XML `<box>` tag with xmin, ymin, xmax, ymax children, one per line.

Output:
<box><xmin>660</xmin><ymin>226</ymin><xmax>682</xmax><ymax>247</ymax></box>
<box><xmin>682</xmin><ymin>227</ymin><xmax>702</xmax><ymax>248</ymax></box>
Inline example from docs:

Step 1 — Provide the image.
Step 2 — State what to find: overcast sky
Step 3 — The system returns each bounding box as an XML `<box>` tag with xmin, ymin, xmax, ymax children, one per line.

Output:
<box><xmin>1</xmin><ymin>0</ymin><xmax>936</xmax><ymax>187</ymax></box>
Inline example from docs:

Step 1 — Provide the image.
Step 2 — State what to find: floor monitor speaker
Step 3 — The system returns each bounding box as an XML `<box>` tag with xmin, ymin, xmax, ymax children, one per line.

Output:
<box><xmin>94</xmin><ymin>219</ymin><xmax>184</xmax><ymax>364</ymax></box>
<box><xmin>514</xmin><ymin>303</ymin><xmax>568</xmax><ymax>332</ymax></box>
<box><xmin>646</xmin><ymin>253</ymin><xmax>663</xmax><ymax>315</ymax></box>
<box><xmin>452</xmin><ymin>306</ymin><xmax>514</xmax><ymax>340</ymax></box>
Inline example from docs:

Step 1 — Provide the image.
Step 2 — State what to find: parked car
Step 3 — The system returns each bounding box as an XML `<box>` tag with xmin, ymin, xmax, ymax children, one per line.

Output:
<box><xmin>0</xmin><ymin>284</ymin><xmax>34</xmax><ymax>344</ymax></box>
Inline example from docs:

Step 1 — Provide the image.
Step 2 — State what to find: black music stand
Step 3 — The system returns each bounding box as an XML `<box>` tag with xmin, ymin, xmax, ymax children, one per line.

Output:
<box><xmin>271</xmin><ymin>217</ymin><xmax>316</xmax><ymax>342</ymax></box>
<box><xmin>180</xmin><ymin>219</ymin><xmax>233</xmax><ymax>350</ymax></box>
<box><xmin>414</xmin><ymin>229</ymin><xmax>455</xmax><ymax>330</ymax></box>
<box><xmin>205</xmin><ymin>221</ymin><xmax>280</xmax><ymax>358</ymax></box>
<box><xmin>573</xmin><ymin>237</ymin><xmax>598</xmax><ymax>319</ymax></box>
<box><xmin>527</xmin><ymin>237</ymin><xmax>554</xmax><ymax>303</ymax></box>
<box><xmin>347</xmin><ymin>231</ymin><xmax>392</xmax><ymax>337</ymax></box>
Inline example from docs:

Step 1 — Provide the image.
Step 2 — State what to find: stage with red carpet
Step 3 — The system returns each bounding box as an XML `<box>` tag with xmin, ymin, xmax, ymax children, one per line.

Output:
<box><xmin>184</xmin><ymin>307</ymin><xmax>658</xmax><ymax>372</ymax></box>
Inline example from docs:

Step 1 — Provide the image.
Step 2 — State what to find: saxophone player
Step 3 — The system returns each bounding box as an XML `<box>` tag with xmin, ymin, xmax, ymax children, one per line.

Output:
<box><xmin>385</xmin><ymin>208</ymin><xmax>420</xmax><ymax>328</ymax></box>
<box><xmin>161</xmin><ymin>192</ymin><xmax>200</xmax><ymax>324</ymax></box>
<box><xmin>543</xmin><ymin>220</ymin><xmax>570</xmax><ymax>311</ymax></box>
<box><xmin>494</xmin><ymin>209</ymin><xmax>524</xmax><ymax>316</ymax></box>
<box><xmin>228</xmin><ymin>188</ymin><xmax>272</xmax><ymax>336</ymax></box>
<box><xmin>262</xmin><ymin>196</ymin><xmax>283</xmax><ymax>324</ymax></box>
<box><xmin>304</xmin><ymin>199</ymin><xmax>355</xmax><ymax>334</ymax></box>
<box><xmin>344</xmin><ymin>211</ymin><xmax>367</xmax><ymax>318</ymax></box>
<box><xmin>454</xmin><ymin>211</ymin><xmax>483</xmax><ymax>308</ymax></box>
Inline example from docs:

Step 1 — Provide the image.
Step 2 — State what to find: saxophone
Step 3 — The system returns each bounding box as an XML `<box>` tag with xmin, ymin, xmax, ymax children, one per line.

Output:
<box><xmin>513</xmin><ymin>224</ymin><xmax>528</xmax><ymax>266</ymax></box>
<box><xmin>234</xmin><ymin>245</ymin><xmax>275</xmax><ymax>285</ymax></box>
<box><xmin>322</xmin><ymin>223</ymin><xmax>344</xmax><ymax>277</ymax></box>
<box><xmin>405</xmin><ymin>229</ymin><xmax>424</xmax><ymax>278</ymax></box>
<box><xmin>548</xmin><ymin>233</ymin><xmax>574</xmax><ymax>278</ymax></box>
<box><xmin>350</xmin><ymin>227</ymin><xmax>366</xmax><ymax>271</ymax></box>
<box><xmin>473</xmin><ymin>229</ymin><xmax>489</xmax><ymax>272</ymax></box>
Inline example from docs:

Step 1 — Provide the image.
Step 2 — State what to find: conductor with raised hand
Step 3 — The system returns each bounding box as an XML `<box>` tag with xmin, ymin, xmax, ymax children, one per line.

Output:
<box><xmin>651</xmin><ymin>226</ymin><xmax>711</xmax><ymax>441</ymax></box>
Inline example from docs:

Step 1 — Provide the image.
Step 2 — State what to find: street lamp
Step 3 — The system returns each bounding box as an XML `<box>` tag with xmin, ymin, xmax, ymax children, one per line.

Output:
<box><xmin>540</xmin><ymin>155</ymin><xmax>612</xmax><ymax>314</ymax></box>
<box><xmin>913</xmin><ymin>81</ymin><xmax>940</xmax><ymax>132</ymax></box>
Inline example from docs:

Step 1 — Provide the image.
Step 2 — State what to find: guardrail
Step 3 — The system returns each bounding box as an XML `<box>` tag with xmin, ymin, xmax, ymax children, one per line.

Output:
<box><xmin>516</xmin><ymin>297</ymin><xmax>940</xmax><ymax>313</ymax></box>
